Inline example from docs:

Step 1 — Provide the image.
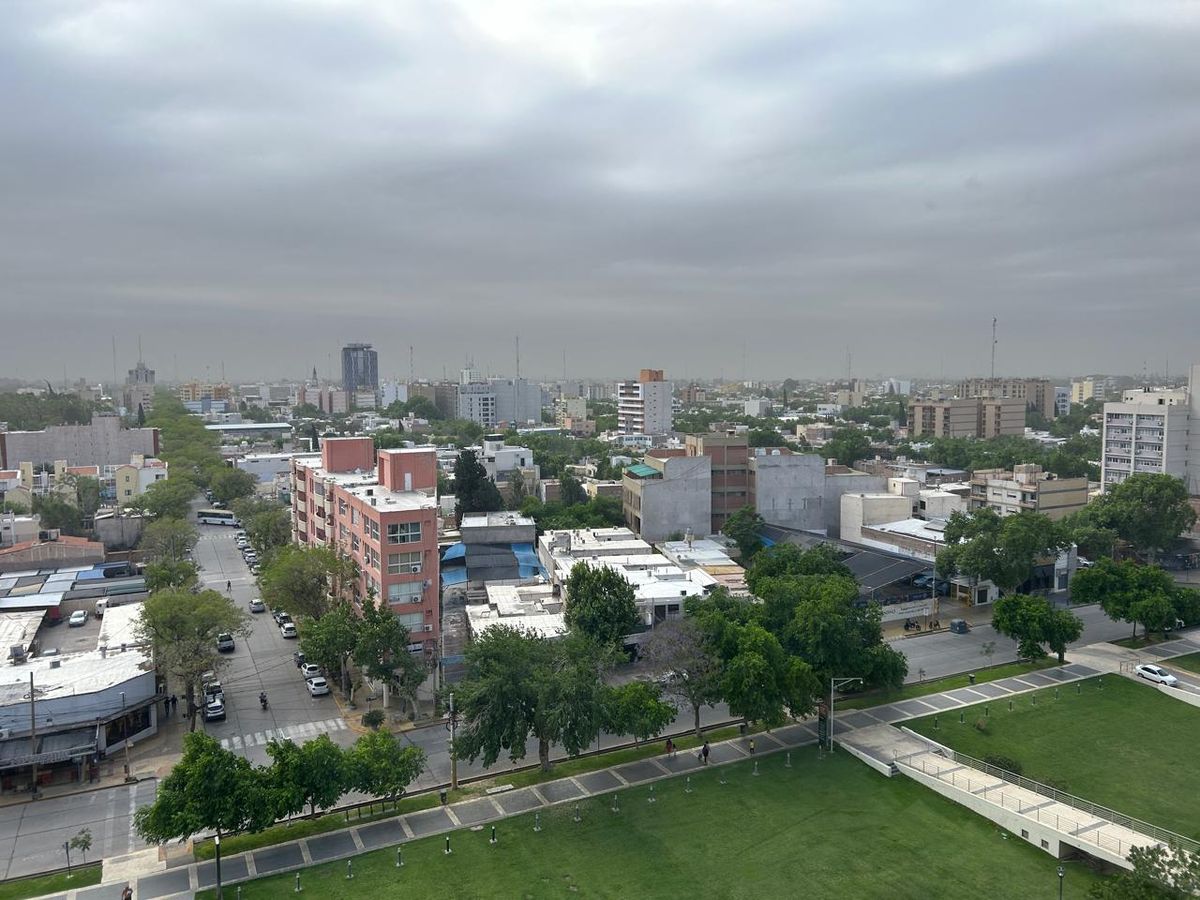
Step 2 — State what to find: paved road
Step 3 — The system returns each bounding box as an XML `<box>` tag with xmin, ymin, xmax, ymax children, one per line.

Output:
<box><xmin>193</xmin><ymin>523</ymin><xmax>356</xmax><ymax>766</ymax></box>
<box><xmin>0</xmin><ymin>779</ymin><xmax>156</xmax><ymax>881</ymax></box>
<box><xmin>896</xmin><ymin>603</ymin><xmax>1134</xmax><ymax>683</ymax></box>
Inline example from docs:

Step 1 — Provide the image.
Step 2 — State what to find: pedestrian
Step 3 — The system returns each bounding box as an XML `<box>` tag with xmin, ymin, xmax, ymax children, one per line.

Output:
<box><xmin>701</xmin><ymin>741</ymin><xmax>710</xmax><ymax>765</ymax></box>
<box><xmin>749</xmin><ymin>738</ymin><xmax>755</xmax><ymax>755</ymax></box>
<box><xmin>121</xmin><ymin>884</ymin><xmax>133</xmax><ymax>900</ymax></box>
<box><xmin>164</xmin><ymin>696</ymin><xmax>170</xmax><ymax>716</ymax></box>
<box><xmin>665</xmin><ymin>737</ymin><xmax>675</xmax><ymax>758</ymax></box>
<box><xmin>170</xmin><ymin>694</ymin><xmax>177</xmax><ymax>714</ymax></box>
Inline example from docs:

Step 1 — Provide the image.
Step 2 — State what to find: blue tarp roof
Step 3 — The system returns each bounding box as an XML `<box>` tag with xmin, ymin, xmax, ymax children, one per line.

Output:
<box><xmin>441</xmin><ymin>543</ymin><xmax>466</xmax><ymax>562</ymax></box>
<box><xmin>441</xmin><ymin>569</ymin><xmax>468</xmax><ymax>586</ymax></box>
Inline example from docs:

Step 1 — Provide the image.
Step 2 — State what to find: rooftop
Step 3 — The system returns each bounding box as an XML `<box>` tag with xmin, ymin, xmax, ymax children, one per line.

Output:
<box><xmin>0</xmin><ymin>646</ymin><xmax>150</xmax><ymax>709</ymax></box>
<box><xmin>466</xmin><ymin>583</ymin><xmax>565</xmax><ymax>640</ymax></box>
<box><xmin>461</xmin><ymin>512</ymin><xmax>537</xmax><ymax>529</ymax></box>
<box><xmin>341</xmin><ymin>482</ymin><xmax>436</xmax><ymax>511</ymax></box>
<box><xmin>205</xmin><ymin>422</ymin><xmax>293</xmax><ymax>432</ymax></box>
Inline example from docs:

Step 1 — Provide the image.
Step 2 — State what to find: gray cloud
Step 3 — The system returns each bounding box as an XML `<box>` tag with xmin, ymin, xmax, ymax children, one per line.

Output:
<box><xmin>2</xmin><ymin>0</ymin><xmax>1199</xmax><ymax>384</ymax></box>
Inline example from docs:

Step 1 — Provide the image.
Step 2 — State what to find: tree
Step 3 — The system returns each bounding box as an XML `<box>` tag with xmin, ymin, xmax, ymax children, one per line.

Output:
<box><xmin>507</xmin><ymin>471</ymin><xmax>528</xmax><ymax>509</ymax></box>
<box><xmin>602</xmin><ymin>681</ymin><xmax>676</xmax><ymax>746</ymax></box>
<box><xmin>1072</xmin><ymin>559</ymin><xmax>1179</xmax><ymax>640</ymax></box>
<box><xmin>722</xmin><ymin>505</ymin><xmax>765</xmax><ymax>562</ymax></box>
<box><xmin>721</xmin><ymin>623</ymin><xmax>819</xmax><ymax>728</ymax></box>
<box><xmin>31</xmin><ymin>494</ymin><xmax>84</xmax><ymax>535</ymax></box>
<box><xmin>745</xmin><ymin>542</ymin><xmax>850</xmax><ymax>593</ymax></box>
<box><xmin>1132</xmin><ymin>594</ymin><xmax>1178</xmax><ymax>641</ymax></box>
<box><xmin>1089</xmin><ymin>841</ymin><xmax>1200</xmax><ymax>899</ymax></box>
<box><xmin>260</xmin><ymin>545</ymin><xmax>351</xmax><ymax>621</ymax></box>
<box><xmin>209</xmin><ymin>467</ymin><xmax>258</xmax><ymax>506</ymax></box>
<box><xmin>454</xmin><ymin>628</ymin><xmax>612</xmax><ymax>772</ymax></box>
<box><xmin>938</xmin><ymin>508</ymin><xmax>1066</xmax><ymax>595</ymax></box>
<box><xmin>69</xmin><ymin>828</ymin><xmax>93</xmax><ymax>863</ymax></box>
<box><xmin>144</xmin><ymin>559</ymin><xmax>200</xmax><ymax>592</ymax></box>
<box><xmin>564</xmin><ymin>562</ymin><xmax>639</xmax><ymax>647</ymax></box>
<box><xmin>61</xmin><ymin>474</ymin><xmax>101</xmax><ymax>522</ymax></box>
<box><xmin>453</xmin><ymin>449</ymin><xmax>503</xmax><ymax>518</ymax></box>
<box><xmin>300</xmin><ymin>603</ymin><xmax>358</xmax><ymax>695</ymax></box>
<box><xmin>141</xmin><ymin>478</ymin><xmax>197</xmax><ymax>520</ymax></box>
<box><xmin>991</xmin><ymin>595</ymin><xmax>1082</xmax><ymax>663</ymax></box>
<box><xmin>353</xmin><ymin>599</ymin><xmax>427</xmax><ymax>715</ymax></box>
<box><xmin>134</xmin><ymin>733</ymin><xmax>275</xmax><ymax>842</ymax></box>
<box><xmin>140</xmin><ymin>518</ymin><xmax>198</xmax><ymax>563</ymax></box>
<box><xmin>244</xmin><ymin>506</ymin><xmax>291</xmax><ymax>554</ymax></box>
<box><xmin>824</xmin><ymin>429</ymin><xmax>871</xmax><ymax>467</ymax></box>
<box><xmin>1088</xmin><ymin>473</ymin><xmax>1197</xmax><ymax>562</ymax></box>
<box><xmin>136</xmin><ymin>589</ymin><xmax>250</xmax><ymax>730</ymax></box>
<box><xmin>345</xmin><ymin>729</ymin><xmax>426</xmax><ymax>804</ymax></box>
<box><xmin>267</xmin><ymin>735</ymin><xmax>347</xmax><ymax>818</ymax></box>
<box><xmin>559</xmin><ymin>473</ymin><xmax>587</xmax><ymax>506</ymax></box>
<box><xmin>639</xmin><ymin>618</ymin><xmax>724</xmax><ymax>738</ymax></box>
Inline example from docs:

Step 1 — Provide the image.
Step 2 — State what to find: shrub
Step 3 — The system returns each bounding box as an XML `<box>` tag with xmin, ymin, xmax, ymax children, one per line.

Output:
<box><xmin>362</xmin><ymin>709</ymin><xmax>385</xmax><ymax>730</ymax></box>
<box><xmin>983</xmin><ymin>754</ymin><xmax>1023</xmax><ymax>775</ymax></box>
<box><xmin>973</xmin><ymin>718</ymin><xmax>989</xmax><ymax>733</ymax></box>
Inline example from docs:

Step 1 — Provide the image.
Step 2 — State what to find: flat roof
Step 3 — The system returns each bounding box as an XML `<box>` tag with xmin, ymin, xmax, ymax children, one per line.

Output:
<box><xmin>0</xmin><ymin>611</ymin><xmax>45</xmax><ymax>655</ymax></box>
<box><xmin>205</xmin><ymin>422</ymin><xmax>293</xmax><ymax>431</ymax></box>
<box><xmin>461</xmin><ymin>512</ymin><xmax>536</xmax><ymax>528</ymax></box>
<box><xmin>341</xmin><ymin>483</ymin><xmax>436</xmax><ymax>511</ymax></box>
<box><xmin>0</xmin><ymin>647</ymin><xmax>150</xmax><ymax>708</ymax></box>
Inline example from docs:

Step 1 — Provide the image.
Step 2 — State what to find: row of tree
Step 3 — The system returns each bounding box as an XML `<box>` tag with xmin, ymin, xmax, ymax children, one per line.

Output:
<box><xmin>135</xmin><ymin>729</ymin><xmax>426</xmax><ymax>844</ymax></box>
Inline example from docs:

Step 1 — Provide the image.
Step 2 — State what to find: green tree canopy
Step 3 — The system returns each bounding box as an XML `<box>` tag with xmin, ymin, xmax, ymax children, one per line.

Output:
<box><xmin>991</xmin><ymin>594</ymin><xmax>1083</xmax><ymax>663</ymax></box>
<box><xmin>345</xmin><ymin>730</ymin><xmax>426</xmax><ymax>803</ymax></box>
<box><xmin>352</xmin><ymin>599</ymin><xmax>427</xmax><ymax>715</ymax></box>
<box><xmin>134</xmin><ymin>733</ymin><xmax>275</xmax><ymax>842</ymax></box>
<box><xmin>722</xmin><ymin>505</ymin><xmax>765</xmax><ymax>562</ymax></box>
<box><xmin>209</xmin><ymin>467</ymin><xmax>258</xmax><ymax>506</ymax></box>
<box><xmin>300</xmin><ymin>602</ymin><xmax>358</xmax><ymax>692</ymax></box>
<box><xmin>1087</xmin><ymin>473</ymin><xmax>1197</xmax><ymax>561</ymax></box>
<box><xmin>260</xmin><ymin>545</ymin><xmax>354</xmax><ymax>621</ymax></box>
<box><xmin>453</xmin><ymin>449</ymin><xmax>503</xmax><ymax>518</ymax></box>
<box><xmin>140</xmin><ymin>518</ymin><xmax>198</xmax><ymax>563</ymax></box>
<box><xmin>1072</xmin><ymin>558</ymin><xmax>1181</xmax><ymax>640</ymax></box>
<box><xmin>267</xmin><ymin>735</ymin><xmax>347</xmax><ymax>818</ymax></box>
<box><xmin>824</xmin><ymin>429</ymin><xmax>872</xmax><ymax>467</ymax></box>
<box><xmin>639</xmin><ymin>617</ymin><xmax>724</xmax><ymax>738</ymax></box>
<box><xmin>937</xmin><ymin>508</ymin><xmax>1067</xmax><ymax>594</ymax></box>
<box><xmin>564</xmin><ymin>562</ymin><xmax>639</xmax><ymax>647</ymax></box>
<box><xmin>602</xmin><ymin>681</ymin><xmax>676</xmax><ymax>746</ymax></box>
<box><xmin>141</xmin><ymin>478</ymin><xmax>197</xmax><ymax>520</ymax></box>
<box><xmin>720</xmin><ymin>622</ymin><xmax>820</xmax><ymax>728</ymax></box>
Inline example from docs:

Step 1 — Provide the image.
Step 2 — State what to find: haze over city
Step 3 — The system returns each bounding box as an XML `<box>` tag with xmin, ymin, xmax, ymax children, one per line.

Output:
<box><xmin>3</xmin><ymin>1</ymin><xmax>1200</xmax><ymax>381</ymax></box>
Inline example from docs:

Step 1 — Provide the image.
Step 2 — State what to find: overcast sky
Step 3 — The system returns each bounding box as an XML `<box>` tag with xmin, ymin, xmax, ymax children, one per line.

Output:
<box><xmin>3</xmin><ymin>1</ymin><xmax>1199</xmax><ymax>385</ymax></box>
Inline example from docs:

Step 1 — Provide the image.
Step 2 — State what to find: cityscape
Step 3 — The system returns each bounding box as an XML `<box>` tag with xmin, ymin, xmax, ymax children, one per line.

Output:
<box><xmin>3</xmin><ymin>3</ymin><xmax>1200</xmax><ymax>900</ymax></box>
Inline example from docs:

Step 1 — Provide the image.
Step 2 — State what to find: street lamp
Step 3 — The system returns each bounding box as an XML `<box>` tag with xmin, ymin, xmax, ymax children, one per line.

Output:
<box><xmin>828</xmin><ymin>677</ymin><xmax>862</xmax><ymax>752</ymax></box>
<box><xmin>215</xmin><ymin>833</ymin><xmax>223</xmax><ymax>900</ymax></box>
<box><xmin>1057</xmin><ymin>865</ymin><xmax>1064</xmax><ymax>900</ymax></box>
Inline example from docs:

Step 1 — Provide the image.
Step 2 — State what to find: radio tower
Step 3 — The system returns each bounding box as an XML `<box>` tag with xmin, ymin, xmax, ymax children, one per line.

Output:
<box><xmin>990</xmin><ymin>317</ymin><xmax>998</xmax><ymax>381</ymax></box>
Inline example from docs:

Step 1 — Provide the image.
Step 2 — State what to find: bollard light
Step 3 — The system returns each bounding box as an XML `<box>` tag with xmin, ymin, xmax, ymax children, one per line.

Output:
<box><xmin>785</xmin><ymin>751</ymin><xmax>792</xmax><ymax>769</ymax></box>
<box><xmin>346</xmin><ymin>860</ymin><xmax>354</xmax><ymax>880</ymax></box>
<box><xmin>396</xmin><ymin>846</ymin><xmax>403</xmax><ymax>868</ymax></box>
<box><xmin>685</xmin><ymin>776</ymin><xmax>692</xmax><ymax>794</ymax></box>
<box><xmin>445</xmin><ymin>836</ymin><xmax>452</xmax><ymax>855</ymax></box>
<box><xmin>612</xmin><ymin>793</ymin><xmax>620</xmax><ymax>813</ymax></box>
<box><xmin>648</xmin><ymin>785</ymin><xmax>656</xmax><ymax>804</ymax></box>
<box><xmin>295</xmin><ymin>873</ymin><xmax>302</xmax><ymax>893</ymax></box>
<box><xmin>753</xmin><ymin>761</ymin><xmax>759</xmax><ymax>777</ymax></box>
<box><xmin>534</xmin><ymin>812</ymin><xmax>542</xmax><ymax>832</ymax></box>
<box><xmin>490</xmin><ymin>825</ymin><xmax>497</xmax><ymax>845</ymax></box>
<box><xmin>573</xmin><ymin>803</ymin><xmax>581</xmax><ymax>823</ymax></box>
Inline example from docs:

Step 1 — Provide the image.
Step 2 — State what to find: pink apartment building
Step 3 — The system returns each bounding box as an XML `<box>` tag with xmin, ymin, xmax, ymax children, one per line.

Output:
<box><xmin>290</xmin><ymin>437</ymin><xmax>441</xmax><ymax>656</ymax></box>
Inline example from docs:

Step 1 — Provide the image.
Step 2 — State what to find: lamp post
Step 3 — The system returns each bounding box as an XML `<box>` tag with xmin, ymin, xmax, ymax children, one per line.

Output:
<box><xmin>215</xmin><ymin>833</ymin><xmax>223</xmax><ymax>900</ymax></box>
<box><xmin>1057</xmin><ymin>865</ymin><xmax>1064</xmax><ymax>900</ymax></box>
<box><xmin>828</xmin><ymin>677</ymin><xmax>862</xmax><ymax>752</ymax></box>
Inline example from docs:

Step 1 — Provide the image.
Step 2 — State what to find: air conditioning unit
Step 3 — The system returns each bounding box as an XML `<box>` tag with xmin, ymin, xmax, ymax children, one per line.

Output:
<box><xmin>0</xmin><ymin>728</ymin><xmax>10</xmax><ymax>740</ymax></box>
<box><xmin>410</xmin><ymin>564</ymin><xmax>422</xmax><ymax>574</ymax></box>
<box><xmin>423</xmin><ymin>624</ymin><xmax>434</xmax><ymax>633</ymax></box>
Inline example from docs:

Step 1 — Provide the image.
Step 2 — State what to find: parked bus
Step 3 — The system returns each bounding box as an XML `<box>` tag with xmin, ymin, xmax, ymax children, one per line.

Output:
<box><xmin>197</xmin><ymin>509</ymin><xmax>240</xmax><ymax>526</ymax></box>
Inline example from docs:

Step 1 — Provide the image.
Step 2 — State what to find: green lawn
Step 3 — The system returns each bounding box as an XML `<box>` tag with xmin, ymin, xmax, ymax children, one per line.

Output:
<box><xmin>0</xmin><ymin>865</ymin><xmax>102</xmax><ymax>900</ymax></box>
<box><xmin>198</xmin><ymin>753</ymin><xmax>1103</xmax><ymax>899</ymax></box>
<box><xmin>1169</xmin><ymin>652</ymin><xmax>1200</xmax><ymax>676</ymax></box>
<box><xmin>908</xmin><ymin>675</ymin><xmax>1200</xmax><ymax>838</ymax></box>
<box><xmin>837</xmin><ymin>659</ymin><xmax>1059</xmax><ymax>711</ymax></box>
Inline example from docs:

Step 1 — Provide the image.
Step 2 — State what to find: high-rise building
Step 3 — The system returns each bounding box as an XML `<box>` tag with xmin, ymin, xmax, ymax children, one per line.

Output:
<box><xmin>617</xmin><ymin>369</ymin><xmax>673</xmax><ymax>436</ymax></box>
<box><xmin>342</xmin><ymin>343</ymin><xmax>379</xmax><ymax>395</ymax></box>
<box><xmin>124</xmin><ymin>359</ymin><xmax>155</xmax><ymax>415</ymax></box>
<box><xmin>908</xmin><ymin>397</ymin><xmax>1024</xmax><ymax>439</ymax></box>
<box><xmin>686</xmin><ymin>432</ymin><xmax>750</xmax><ymax>534</ymax></box>
<box><xmin>954</xmin><ymin>377</ymin><xmax>1057</xmax><ymax>420</ymax></box>
<box><xmin>1100</xmin><ymin>365</ymin><xmax>1200</xmax><ymax>496</ymax></box>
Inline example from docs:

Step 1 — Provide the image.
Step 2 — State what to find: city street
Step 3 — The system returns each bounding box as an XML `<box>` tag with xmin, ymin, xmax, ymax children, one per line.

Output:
<box><xmin>193</xmin><ymin>523</ymin><xmax>356</xmax><ymax>766</ymax></box>
<box><xmin>0</xmin><ymin>779</ymin><xmax>157</xmax><ymax>881</ymax></box>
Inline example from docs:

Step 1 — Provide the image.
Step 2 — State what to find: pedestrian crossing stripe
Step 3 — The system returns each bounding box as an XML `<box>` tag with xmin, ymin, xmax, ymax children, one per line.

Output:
<box><xmin>220</xmin><ymin>718</ymin><xmax>347</xmax><ymax>751</ymax></box>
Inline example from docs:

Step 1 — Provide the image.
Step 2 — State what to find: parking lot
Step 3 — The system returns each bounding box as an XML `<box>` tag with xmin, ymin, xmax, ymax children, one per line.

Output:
<box><xmin>192</xmin><ymin>524</ymin><xmax>356</xmax><ymax>765</ymax></box>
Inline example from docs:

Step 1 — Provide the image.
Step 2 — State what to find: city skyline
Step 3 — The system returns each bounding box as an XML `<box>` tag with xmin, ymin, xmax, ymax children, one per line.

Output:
<box><xmin>4</xmin><ymin>2</ymin><xmax>1200</xmax><ymax>380</ymax></box>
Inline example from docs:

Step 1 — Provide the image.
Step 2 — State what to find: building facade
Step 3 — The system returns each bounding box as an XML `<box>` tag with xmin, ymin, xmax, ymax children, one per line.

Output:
<box><xmin>0</xmin><ymin>416</ymin><xmax>159</xmax><ymax>470</ymax></box>
<box><xmin>291</xmin><ymin>438</ymin><xmax>441</xmax><ymax>655</ymax></box>
<box><xmin>685</xmin><ymin>433</ymin><xmax>750</xmax><ymax>534</ymax></box>
<box><xmin>968</xmin><ymin>464</ymin><xmax>1088</xmax><ymax>521</ymax></box>
<box><xmin>622</xmin><ymin>452</ymin><xmax>711</xmax><ymax>542</ymax></box>
<box><xmin>617</xmin><ymin>369</ymin><xmax>673</xmax><ymax>436</ymax></box>
<box><xmin>908</xmin><ymin>397</ymin><xmax>1024</xmax><ymax>439</ymax></box>
<box><xmin>341</xmin><ymin>343</ymin><xmax>379</xmax><ymax>395</ymax></box>
<box><xmin>954</xmin><ymin>377</ymin><xmax>1057</xmax><ymax>420</ymax></box>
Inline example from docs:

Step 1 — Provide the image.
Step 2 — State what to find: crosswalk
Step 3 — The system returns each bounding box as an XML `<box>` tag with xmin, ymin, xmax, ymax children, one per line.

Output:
<box><xmin>220</xmin><ymin>717</ymin><xmax>348</xmax><ymax>751</ymax></box>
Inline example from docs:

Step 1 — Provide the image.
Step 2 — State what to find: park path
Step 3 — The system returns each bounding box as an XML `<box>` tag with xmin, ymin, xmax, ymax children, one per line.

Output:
<box><xmin>31</xmin><ymin>634</ymin><xmax>1200</xmax><ymax>900</ymax></box>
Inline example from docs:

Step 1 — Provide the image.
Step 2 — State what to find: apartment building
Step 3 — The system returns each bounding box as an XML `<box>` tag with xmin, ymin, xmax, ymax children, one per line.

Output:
<box><xmin>955</xmin><ymin>377</ymin><xmax>1057</xmax><ymax>420</ymax></box>
<box><xmin>341</xmin><ymin>343</ymin><xmax>379</xmax><ymax>395</ymax></box>
<box><xmin>1071</xmin><ymin>380</ymin><xmax>1096</xmax><ymax>404</ymax></box>
<box><xmin>617</xmin><ymin>369</ymin><xmax>673</xmax><ymax>437</ymax></box>
<box><xmin>907</xmin><ymin>397</ymin><xmax>1025</xmax><ymax>438</ymax></box>
<box><xmin>622</xmin><ymin>452</ymin><xmax>711</xmax><ymax>542</ymax></box>
<box><xmin>685</xmin><ymin>432</ymin><xmax>750</xmax><ymax>534</ymax></box>
<box><xmin>1100</xmin><ymin>383</ymin><xmax>1194</xmax><ymax>493</ymax></box>
<box><xmin>0</xmin><ymin>416</ymin><xmax>159</xmax><ymax>470</ymax></box>
<box><xmin>968</xmin><ymin>464</ymin><xmax>1088</xmax><ymax>521</ymax></box>
<box><xmin>291</xmin><ymin>437</ymin><xmax>441</xmax><ymax>654</ymax></box>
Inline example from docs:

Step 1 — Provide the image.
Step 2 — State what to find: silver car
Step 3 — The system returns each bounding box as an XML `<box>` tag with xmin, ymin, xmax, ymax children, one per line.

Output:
<box><xmin>1135</xmin><ymin>664</ymin><xmax>1179</xmax><ymax>687</ymax></box>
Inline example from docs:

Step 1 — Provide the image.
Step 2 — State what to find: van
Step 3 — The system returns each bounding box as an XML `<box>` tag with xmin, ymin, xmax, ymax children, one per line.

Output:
<box><xmin>95</xmin><ymin>598</ymin><xmax>108</xmax><ymax>618</ymax></box>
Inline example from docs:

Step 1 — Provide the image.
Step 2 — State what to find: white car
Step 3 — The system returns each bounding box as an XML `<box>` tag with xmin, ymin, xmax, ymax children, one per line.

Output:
<box><xmin>300</xmin><ymin>663</ymin><xmax>322</xmax><ymax>679</ymax></box>
<box><xmin>280</xmin><ymin>622</ymin><xmax>298</xmax><ymax>639</ymax></box>
<box><xmin>1135</xmin><ymin>664</ymin><xmax>1179</xmax><ymax>687</ymax></box>
<box><xmin>249</xmin><ymin>598</ymin><xmax>266</xmax><ymax>613</ymax></box>
<box><xmin>204</xmin><ymin>698</ymin><xmax>226</xmax><ymax>721</ymax></box>
<box><xmin>68</xmin><ymin>610</ymin><xmax>89</xmax><ymax>627</ymax></box>
<box><xmin>306</xmin><ymin>676</ymin><xmax>330</xmax><ymax>697</ymax></box>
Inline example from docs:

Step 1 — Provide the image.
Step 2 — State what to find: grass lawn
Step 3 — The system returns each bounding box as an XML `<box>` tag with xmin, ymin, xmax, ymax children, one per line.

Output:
<box><xmin>1111</xmin><ymin>634</ymin><xmax>1170</xmax><ymax>649</ymax></box>
<box><xmin>1168</xmin><ymin>652</ymin><xmax>1200</xmax><ymax>676</ymax></box>
<box><xmin>837</xmin><ymin>659</ymin><xmax>1060</xmax><ymax>711</ymax></box>
<box><xmin>198</xmin><ymin>753</ymin><xmax>1104</xmax><ymax>899</ymax></box>
<box><xmin>0</xmin><ymin>865</ymin><xmax>102</xmax><ymax>900</ymax></box>
<box><xmin>908</xmin><ymin>675</ymin><xmax>1200</xmax><ymax>838</ymax></box>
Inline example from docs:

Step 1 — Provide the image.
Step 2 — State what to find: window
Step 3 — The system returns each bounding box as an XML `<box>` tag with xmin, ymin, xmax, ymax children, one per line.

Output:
<box><xmin>397</xmin><ymin>611</ymin><xmax>423</xmax><ymax>628</ymax></box>
<box><xmin>368</xmin><ymin>518</ymin><xmax>380</xmax><ymax>541</ymax></box>
<box><xmin>350</xmin><ymin>507</ymin><xmax>358</xmax><ymax>525</ymax></box>
<box><xmin>124</xmin><ymin>489</ymin><xmax>132</xmax><ymax>497</ymax></box>
<box><xmin>339</xmin><ymin>524</ymin><xmax>348</xmax><ymax>540</ymax></box>
<box><xmin>387</xmin><ymin>521</ymin><xmax>421</xmax><ymax>544</ymax></box>
<box><xmin>388</xmin><ymin>581</ymin><xmax>424</xmax><ymax>603</ymax></box>
<box><xmin>368</xmin><ymin>547</ymin><xmax>380</xmax><ymax>570</ymax></box>
<box><xmin>338</xmin><ymin>499</ymin><xmax>347</xmax><ymax>515</ymax></box>
<box><xmin>388</xmin><ymin>551</ymin><xmax>422</xmax><ymax>574</ymax></box>
<box><xmin>351</xmin><ymin>534</ymin><xmax>360</xmax><ymax>552</ymax></box>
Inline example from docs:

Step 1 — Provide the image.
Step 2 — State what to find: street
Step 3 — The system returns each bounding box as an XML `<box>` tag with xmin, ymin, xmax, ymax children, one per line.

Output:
<box><xmin>193</xmin><ymin>523</ymin><xmax>357</xmax><ymax>766</ymax></box>
<box><xmin>896</xmin><ymin>602</ymin><xmax>1138</xmax><ymax>683</ymax></box>
<box><xmin>0</xmin><ymin>779</ymin><xmax>157</xmax><ymax>881</ymax></box>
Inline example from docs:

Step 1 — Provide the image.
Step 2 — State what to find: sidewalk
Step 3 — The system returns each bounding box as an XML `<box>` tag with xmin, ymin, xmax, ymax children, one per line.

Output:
<box><xmin>28</xmin><ymin>632</ymin><xmax>1200</xmax><ymax>900</ymax></box>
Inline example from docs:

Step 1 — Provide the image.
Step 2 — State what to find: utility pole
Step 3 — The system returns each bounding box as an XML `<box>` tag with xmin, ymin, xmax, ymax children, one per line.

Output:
<box><xmin>448</xmin><ymin>693</ymin><xmax>458</xmax><ymax>790</ymax></box>
<box><xmin>29</xmin><ymin>672</ymin><xmax>38</xmax><ymax>798</ymax></box>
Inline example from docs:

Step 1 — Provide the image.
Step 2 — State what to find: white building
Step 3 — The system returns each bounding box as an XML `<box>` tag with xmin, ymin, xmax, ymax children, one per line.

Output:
<box><xmin>467</xmin><ymin>583</ymin><xmax>565</xmax><ymax>640</ymax></box>
<box><xmin>456</xmin><ymin>382</ymin><xmax>497</xmax><ymax>428</ymax></box>
<box><xmin>617</xmin><ymin>371</ymin><xmax>673</xmax><ymax>437</ymax></box>
<box><xmin>475</xmin><ymin>435</ymin><xmax>536</xmax><ymax>483</ymax></box>
<box><xmin>381</xmin><ymin>382</ymin><xmax>409</xmax><ymax>409</ymax></box>
<box><xmin>237</xmin><ymin>451</ymin><xmax>317</xmax><ymax>484</ymax></box>
<box><xmin>1101</xmin><ymin>365</ymin><xmax>1200</xmax><ymax>495</ymax></box>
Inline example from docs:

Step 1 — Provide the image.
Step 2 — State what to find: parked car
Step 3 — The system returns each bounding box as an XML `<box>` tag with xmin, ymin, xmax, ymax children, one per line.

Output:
<box><xmin>68</xmin><ymin>610</ymin><xmax>89</xmax><ymax>627</ymax></box>
<box><xmin>300</xmin><ymin>663</ymin><xmax>322</xmax><ymax>679</ymax></box>
<box><xmin>216</xmin><ymin>632</ymin><xmax>235</xmax><ymax>653</ymax></box>
<box><xmin>249</xmin><ymin>564</ymin><xmax>260</xmax><ymax>576</ymax></box>
<box><xmin>273</xmin><ymin>609</ymin><xmax>292</xmax><ymax>625</ymax></box>
<box><xmin>249</xmin><ymin>598</ymin><xmax>266</xmax><ymax>613</ymax></box>
<box><xmin>204</xmin><ymin>698</ymin><xmax>226</xmax><ymax>721</ymax></box>
<box><xmin>1134</xmin><ymin>664</ymin><xmax>1179</xmax><ymax>687</ymax></box>
<box><xmin>293</xmin><ymin>650</ymin><xmax>307</xmax><ymax>668</ymax></box>
<box><xmin>280</xmin><ymin>622</ymin><xmax>298</xmax><ymax>639</ymax></box>
<box><xmin>306</xmin><ymin>676</ymin><xmax>330</xmax><ymax>697</ymax></box>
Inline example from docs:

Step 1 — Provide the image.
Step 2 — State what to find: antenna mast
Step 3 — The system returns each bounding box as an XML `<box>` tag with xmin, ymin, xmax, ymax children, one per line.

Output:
<box><xmin>990</xmin><ymin>317</ymin><xmax>997</xmax><ymax>381</ymax></box>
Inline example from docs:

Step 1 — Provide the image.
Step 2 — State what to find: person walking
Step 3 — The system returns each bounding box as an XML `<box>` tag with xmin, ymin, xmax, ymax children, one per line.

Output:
<box><xmin>170</xmin><ymin>694</ymin><xmax>177</xmax><ymax>715</ymax></box>
<box><xmin>748</xmin><ymin>738</ymin><xmax>755</xmax><ymax>755</ymax></box>
<box><xmin>665</xmin><ymin>737</ymin><xmax>675</xmax><ymax>758</ymax></box>
<box><xmin>701</xmin><ymin>741</ymin><xmax>710</xmax><ymax>765</ymax></box>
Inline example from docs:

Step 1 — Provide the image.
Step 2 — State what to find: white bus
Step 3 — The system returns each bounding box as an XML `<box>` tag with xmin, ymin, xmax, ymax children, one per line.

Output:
<box><xmin>197</xmin><ymin>509</ymin><xmax>240</xmax><ymax>526</ymax></box>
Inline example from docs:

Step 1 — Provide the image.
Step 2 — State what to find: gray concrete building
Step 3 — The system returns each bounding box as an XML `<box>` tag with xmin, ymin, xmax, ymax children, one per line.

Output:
<box><xmin>0</xmin><ymin>415</ymin><xmax>159</xmax><ymax>470</ymax></box>
<box><xmin>622</xmin><ymin>453</ymin><xmax>711</xmax><ymax>542</ymax></box>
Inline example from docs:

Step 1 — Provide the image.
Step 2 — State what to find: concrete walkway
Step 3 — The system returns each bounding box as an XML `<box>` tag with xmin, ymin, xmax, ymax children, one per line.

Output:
<box><xmin>32</xmin><ymin>634</ymin><xmax>1200</xmax><ymax>900</ymax></box>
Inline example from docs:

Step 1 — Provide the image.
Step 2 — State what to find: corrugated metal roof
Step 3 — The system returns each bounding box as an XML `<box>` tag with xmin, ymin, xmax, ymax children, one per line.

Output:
<box><xmin>626</xmin><ymin>463</ymin><xmax>660</xmax><ymax>478</ymax></box>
